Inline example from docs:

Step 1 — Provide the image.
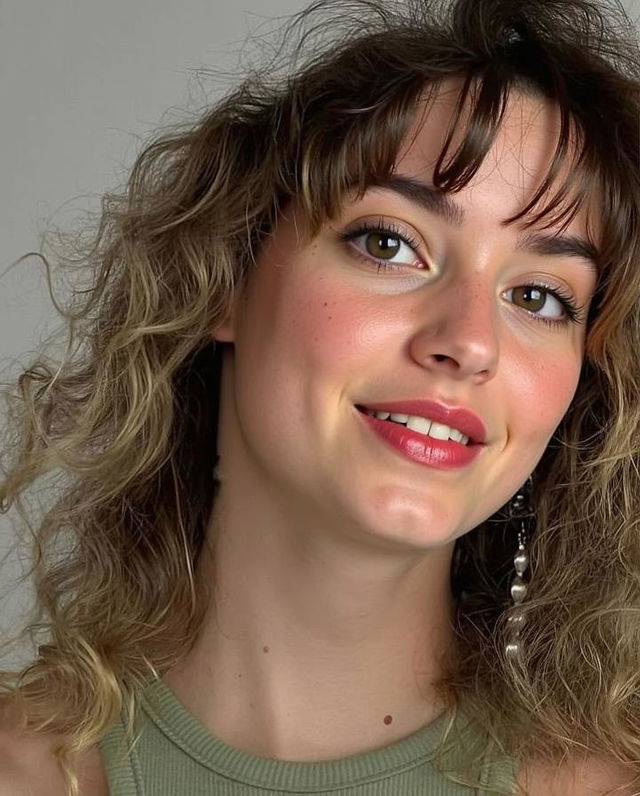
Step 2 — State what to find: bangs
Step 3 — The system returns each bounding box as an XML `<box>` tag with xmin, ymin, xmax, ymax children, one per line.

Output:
<box><xmin>292</xmin><ymin>59</ymin><xmax>606</xmax><ymax>259</ymax></box>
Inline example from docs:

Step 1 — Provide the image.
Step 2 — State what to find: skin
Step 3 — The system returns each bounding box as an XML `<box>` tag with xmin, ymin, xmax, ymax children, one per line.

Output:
<box><xmin>162</xmin><ymin>81</ymin><xmax>598</xmax><ymax>763</ymax></box>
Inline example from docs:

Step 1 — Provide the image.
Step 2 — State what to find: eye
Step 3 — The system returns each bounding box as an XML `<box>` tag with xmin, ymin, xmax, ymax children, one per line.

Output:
<box><xmin>503</xmin><ymin>284</ymin><xmax>584</xmax><ymax>327</ymax></box>
<box><xmin>508</xmin><ymin>286</ymin><xmax>563</xmax><ymax>318</ymax></box>
<box><xmin>353</xmin><ymin>231</ymin><xmax>416</xmax><ymax>266</ymax></box>
<box><xmin>341</xmin><ymin>221</ymin><xmax>431</xmax><ymax>271</ymax></box>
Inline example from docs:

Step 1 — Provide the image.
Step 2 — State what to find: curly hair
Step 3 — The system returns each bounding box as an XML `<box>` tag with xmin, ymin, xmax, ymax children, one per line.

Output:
<box><xmin>2</xmin><ymin>0</ymin><xmax>640</xmax><ymax>793</ymax></box>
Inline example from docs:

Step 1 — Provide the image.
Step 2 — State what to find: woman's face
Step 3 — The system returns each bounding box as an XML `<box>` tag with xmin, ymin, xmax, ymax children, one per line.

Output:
<box><xmin>214</xmin><ymin>87</ymin><xmax>598</xmax><ymax>553</ymax></box>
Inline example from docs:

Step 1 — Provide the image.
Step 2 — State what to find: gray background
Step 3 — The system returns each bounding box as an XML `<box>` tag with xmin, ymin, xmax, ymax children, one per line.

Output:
<box><xmin>1</xmin><ymin>0</ymin><xmax>640</xmax><ymax>660</ymax></box>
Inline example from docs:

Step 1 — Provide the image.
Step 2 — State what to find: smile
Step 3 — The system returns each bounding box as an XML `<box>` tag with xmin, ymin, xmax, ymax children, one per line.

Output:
<box><xmin>355</xmin><ymin>407</ymin><xmax>484</xmax><ymax>470</ymax></box>
<box><xmin>363</xmin><ymin>410</ymin><xmax>470</xmax><ymax>445</ymax></box>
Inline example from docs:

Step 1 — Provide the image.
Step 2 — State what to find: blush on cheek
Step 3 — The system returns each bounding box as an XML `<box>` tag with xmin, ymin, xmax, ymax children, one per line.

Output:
<box><xmin>288</xmin><ymin>280</ymin><xmax>381</xmax><ymax>370</ymax></box>
<box><xmin>518</xmin><ymin>355</ymin><xmax>582</xmax><ymax>442</ymax></box>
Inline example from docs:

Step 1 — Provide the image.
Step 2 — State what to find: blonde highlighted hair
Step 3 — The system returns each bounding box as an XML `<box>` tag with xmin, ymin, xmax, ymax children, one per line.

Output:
<box><xmin>2</xmin><ymin>0</ymin><xmax>640</xmax><ymax>793</ymax></box>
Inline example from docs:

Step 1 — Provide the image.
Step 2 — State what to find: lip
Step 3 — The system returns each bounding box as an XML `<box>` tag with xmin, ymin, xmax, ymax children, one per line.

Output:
<box><xmin>355</xmin><ymin>399</ymin><xmax>487</xmax><ymax>445</ymax></box>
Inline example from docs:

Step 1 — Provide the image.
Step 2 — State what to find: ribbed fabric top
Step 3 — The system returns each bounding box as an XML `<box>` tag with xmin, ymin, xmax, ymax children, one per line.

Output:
<box><xmin>99</xmin><ymin>679</ymin><xmax>518</xmax><ymax>795</ymax></box>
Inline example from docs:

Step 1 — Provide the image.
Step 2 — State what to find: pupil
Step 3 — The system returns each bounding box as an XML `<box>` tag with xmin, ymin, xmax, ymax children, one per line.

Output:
<box><xmin>367</xmin><ymin>234</ymin><xmax>400</xmax><ymax>259</ymax></box>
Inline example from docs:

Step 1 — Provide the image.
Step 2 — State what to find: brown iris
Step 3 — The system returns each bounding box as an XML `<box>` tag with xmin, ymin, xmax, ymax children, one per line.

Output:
<box><xmin>512</xmin><ymin>286</ymin><xmax>546</xmax><ymax>312</ymax></box>
<box><xmin>365</xmin><ymin>233</ymin><xmax>401</xmax><ymax>259</ymax></box>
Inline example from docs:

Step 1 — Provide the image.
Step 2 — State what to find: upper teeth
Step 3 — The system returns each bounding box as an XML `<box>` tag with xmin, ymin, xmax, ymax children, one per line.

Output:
<box><xmin>366</xmin><ymin>410</ymin><xmax>470</xmax><ymax>445</ymax></box>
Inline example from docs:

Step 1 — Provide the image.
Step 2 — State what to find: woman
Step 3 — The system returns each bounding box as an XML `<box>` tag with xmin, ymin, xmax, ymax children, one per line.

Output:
<box><xmin>1</xmin><ymin>0</ymin><xmax>639</xmax><ymax>793</ymax></box>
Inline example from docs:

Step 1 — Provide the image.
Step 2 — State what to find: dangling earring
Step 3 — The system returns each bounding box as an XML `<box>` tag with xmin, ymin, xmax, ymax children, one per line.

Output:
<box><xmin>505</xmin><ymin>475</ymin><xmax>533</xmax><ymax>660</ymax></box>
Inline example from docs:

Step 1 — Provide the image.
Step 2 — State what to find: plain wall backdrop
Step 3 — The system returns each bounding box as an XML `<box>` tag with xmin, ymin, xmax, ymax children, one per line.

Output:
<box><xmin>2</xmin><ymin>0</ymin><xmax>640</xmax><ymax>662</ymax></box>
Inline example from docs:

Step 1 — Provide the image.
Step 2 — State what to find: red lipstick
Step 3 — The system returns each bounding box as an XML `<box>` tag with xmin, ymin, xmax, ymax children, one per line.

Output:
<box><xmin>355</xmin><ymin>399</ymin><xmax>487</xmax><ymax>470</ymax></box>
<box><xmin>357</xmin><ymin>399</ymin><xmax>487</xmax><ymax>444</ymax></box>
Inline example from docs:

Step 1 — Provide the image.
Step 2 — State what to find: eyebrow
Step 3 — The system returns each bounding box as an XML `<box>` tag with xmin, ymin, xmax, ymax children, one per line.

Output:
<box><xmin>374</xmin><ymin>175</ymin><xmax>599</xmax><ymax>275</ymax></box>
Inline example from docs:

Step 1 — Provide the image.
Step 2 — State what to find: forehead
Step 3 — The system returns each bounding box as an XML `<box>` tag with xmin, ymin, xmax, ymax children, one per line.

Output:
<box><xmin>394</xmin><ymin>79</ymin><xmax>601</xmax><ymax>241</ymax></box>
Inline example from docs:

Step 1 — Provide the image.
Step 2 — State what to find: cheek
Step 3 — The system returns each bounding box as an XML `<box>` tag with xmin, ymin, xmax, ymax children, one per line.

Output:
<box><xmin>235</xmin><ymin>263</ymin><xmax>381</xmax><ymax>420</ymax></box>
<box><xmin>232</xmin><ymin>267</ymin><xmax>380</xmax><ymax>475</ymax></box>
<box><xmin>510</xmin><ymin>345</ymin><xmax>582</xmax><ymax>445</ymax></box>
<box><xmin>277</xmin><ymin>272</ymin><xmax>386</xmax><ymax>373</ymax></box>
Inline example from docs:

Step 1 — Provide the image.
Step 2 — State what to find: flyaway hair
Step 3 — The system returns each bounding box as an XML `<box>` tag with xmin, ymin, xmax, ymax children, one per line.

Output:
<box><xmin>1</xmin><ymin>1</ymin><xmax>640</xmax><ymax>793</ymax></box>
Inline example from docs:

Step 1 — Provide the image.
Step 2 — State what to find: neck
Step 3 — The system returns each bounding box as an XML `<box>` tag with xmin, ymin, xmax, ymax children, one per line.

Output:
<box><xmin>164</xmin><ymin>483</ymin><xmax>458</xmax><ymax>761</ymax></box>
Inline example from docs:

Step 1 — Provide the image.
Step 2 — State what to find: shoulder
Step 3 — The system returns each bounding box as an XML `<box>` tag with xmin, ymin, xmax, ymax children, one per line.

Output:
<box><xmin>515</xmin><ymin>756</ymin><xmax>637</xmax><ymax>796</ymax></box>
<box><xmin>0</xmin><ymin>699</ymin><xmax>108</xmax><ymax>796</ymax></box>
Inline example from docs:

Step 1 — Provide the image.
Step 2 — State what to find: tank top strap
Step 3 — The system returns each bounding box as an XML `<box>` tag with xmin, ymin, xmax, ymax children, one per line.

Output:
<box><xmin>99</xmin><ymin>709</ymin><xmax>145</xmax><ymax>796</ymax></box>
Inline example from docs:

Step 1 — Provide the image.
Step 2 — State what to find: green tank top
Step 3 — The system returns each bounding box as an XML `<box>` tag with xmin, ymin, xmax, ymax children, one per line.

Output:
<box><xmin>99</xmin><ymin>679</ymin><xmax>518</xmax><ymax>794</ymax></box>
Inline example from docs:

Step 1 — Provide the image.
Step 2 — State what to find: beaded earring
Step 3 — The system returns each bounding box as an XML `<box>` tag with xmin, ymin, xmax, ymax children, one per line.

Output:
<box><xmin>505</xmin><ymin>475</ymin><xmax>534</xmax><ymax>659</ymax></box>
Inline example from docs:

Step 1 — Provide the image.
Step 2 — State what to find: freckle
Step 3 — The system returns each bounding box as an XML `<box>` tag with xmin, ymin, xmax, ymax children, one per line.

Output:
<box><xmin>323</xmin><ymin>302</ymin><xmax>328</xmax><ymax>307</ymax></box>
<box><xmin>263</xmin><ymin>645</ymin><xmax>270</xmax><ymax>653</ymax></box>
<box><xmin>328</xmin><ymin>316</ymin><xmax>332</xmax><ymax>320</ymax></box>
<box><xmin>383</xmin><ymin>715</ymin><xmax>393</xmax><ymax>725</ymax></box>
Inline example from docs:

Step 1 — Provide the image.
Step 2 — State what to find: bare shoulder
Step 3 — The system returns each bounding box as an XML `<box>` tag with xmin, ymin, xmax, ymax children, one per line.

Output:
<box><xmin>516</xmin><ymin>756</ymin><xmax>638</xmax><ymax>796</ymax></box>
<box><xmin>0</xmin><ymin>699</ymin><xmax>108</xmax><ymax>796</ymax></box>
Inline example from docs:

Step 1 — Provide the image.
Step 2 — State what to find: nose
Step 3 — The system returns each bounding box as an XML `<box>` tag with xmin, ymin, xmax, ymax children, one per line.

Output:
<box><xmin>409</xmin><ymin>279</ymin><xmax>500</xmax><ymax>385</ymax></box>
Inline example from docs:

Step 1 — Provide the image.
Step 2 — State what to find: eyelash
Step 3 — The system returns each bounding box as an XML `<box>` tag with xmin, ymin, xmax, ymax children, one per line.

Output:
<box><xmin>340</xmin><ymin>222</ymin><xmax>586</xmax><ymax>329</ymax></box>
<box><xmin>518</xmin><ymin>283</ymin><xmax>585</xmax><ymax>328</ymax></box>
<box><xmin>342</xmin><ymin>220</ymin><xmax>425</xmax><ymax>269</ymax></box>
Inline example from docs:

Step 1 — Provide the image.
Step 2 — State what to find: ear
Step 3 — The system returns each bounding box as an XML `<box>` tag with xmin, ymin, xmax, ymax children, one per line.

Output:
<box><xmin>211</xmin><ymin>290</ymin><xmax>241</xmax><ymax>343</ymax></box>
<box><xmin>212</xmin><ymin>314</ymin><xmax>235</xmax><ymax>343</ymax></box>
